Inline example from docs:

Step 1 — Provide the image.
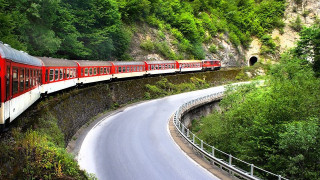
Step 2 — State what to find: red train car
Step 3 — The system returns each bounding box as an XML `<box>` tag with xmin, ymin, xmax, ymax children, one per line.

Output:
<box><xmin>202</xmin><ymin>60</ymin><xmax>221</xmax><ymax>70</ymax></box>
<box><xmin>39</xmin><ymin>57</ymin><xmax>78</xmax><ymax>95</ymax></box>
<box><xmin>76</xmin><ymin>60</ymin><xmax>112</xmax><ymax>84</ymax></box>
<box><xmin>0</xmin><ymin>43</ymin><xmax>43</xmax><ymax>128</ymax></box>
<box><xmin>145</xmin><ymin>61</ymin><xmax>178</xmax><ymax>75</ymax></box>
<box><xmin>111</xmin><ymin>61</ymin><xmax>146</xmax><ymax>79</ymax></box>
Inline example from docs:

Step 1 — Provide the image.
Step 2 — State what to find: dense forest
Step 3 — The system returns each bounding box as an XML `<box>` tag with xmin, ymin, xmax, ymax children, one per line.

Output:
<box><xmin>193</xmin><ymin>23</ymin><xmax>320</xmax><ymax>179</ymax></box>
<box><xmin>0</xmin><ymin>0</ymin><xmax>285</xmax><ymax>60</ymax></box>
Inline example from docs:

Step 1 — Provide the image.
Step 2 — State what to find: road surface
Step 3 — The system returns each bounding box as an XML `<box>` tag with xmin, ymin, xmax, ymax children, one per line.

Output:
<box><xmin>78</xmin><ymin>85</ymin><xmax>226</xmax><ymax>180</ymax></box>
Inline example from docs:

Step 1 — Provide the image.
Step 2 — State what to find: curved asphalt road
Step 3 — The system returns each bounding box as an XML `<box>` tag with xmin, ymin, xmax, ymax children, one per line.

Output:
<box><xmin>78</xmin><ymin>85</ymin><xmax>226</xmax><ymax>180</ymax></box>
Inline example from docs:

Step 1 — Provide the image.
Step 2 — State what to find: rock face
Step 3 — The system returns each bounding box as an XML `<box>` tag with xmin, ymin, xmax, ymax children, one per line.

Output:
<box><xmin>272</xmin><ymin>0</ymin><xmax>320</xmax><ymax>53</ymax></box>
<box><xmin>128</xmin><ymin>23</ymin><xmax>246</xmax><ymax>68</ymax></box>
<box><xmin>242</xmin><ymin>0</ymin><xmax>320</xmax><ymax>66</ymax></box>
<box><xmin>128</xmin><ymin>0</ymin><xmax>319</xmax><ymax>68</ymax></box>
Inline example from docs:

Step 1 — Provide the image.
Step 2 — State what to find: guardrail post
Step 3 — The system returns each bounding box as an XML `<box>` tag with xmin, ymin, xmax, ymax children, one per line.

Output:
<box><xmin>187</xmin><ymin>129</ymin><xmax>190</xmax><ymax>138</ymax></box>
<box><xmin>192</xmin><ymin>134</ymin><xmax>195</xmax><ymax>143</ymax></box>
<box><xmin>229</xmin><ymin>155</ymin><xmax>232</xmax><ymax>165</ymax></box>
<box><xmin>201</xmin><ymin>140</ymin><xmax>203</xmax><ymax>150</ymax></box>
<box><xmin>212</xmin><ymin>146</ymin><xmax>215</xmax><ymax>157</ymax></box>
<box><xmin>250</xmin><ymin>164</ymin><xmax>254</xmax><ymax>176</ymax></box>
<box><xmin>278</xmin><ymin>175</ymin><xmax>281</xmax><ymax>180</ymax></box>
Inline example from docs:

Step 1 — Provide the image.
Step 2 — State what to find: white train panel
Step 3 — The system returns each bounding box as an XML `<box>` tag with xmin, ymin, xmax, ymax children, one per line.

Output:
<box><xmin>78</xmin><ymin>75</ymin><xmax>112</xmax><ymax>84</ymax></box>
<box><xmin>42</xmin><ymin>79</ymin><xmax>77</xmax><ymax>94</ymax></box>
<box><xmin>112</xmin><ymin>72</ymin><xmax>146</xmax><ymax>79</ymax></box>
<box><xmin>8</xmin><ymin>87</ymin><xmax>41</xmax><ymax>123</ymax></box>
<box><xmin>180</xmin><ymin>67</ymin><xmax>202</xmax><ymax>72</ymax></box>
<box><xmin>147</xmin><ymin>69</ymin><xmax>177</xmax><ymax>75</ymax></box>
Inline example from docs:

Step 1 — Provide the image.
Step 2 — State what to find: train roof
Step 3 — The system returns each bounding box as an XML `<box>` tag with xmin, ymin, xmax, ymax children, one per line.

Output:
<box><xmin>202</xmin><ymin>59</ymin><xmax>220</xmax><ymax>61</ymax></box>
<box><xmin>176</xmin><ymin>60</ymin><xmax>202</xmax><ymax>63</ymax></box>
<box><xmin>38</xmin><ymin>57</ymin><xmax>78</xmax><ymax>67</ymax></box>
<box><xmin>75</xmin><ymin>60</ymin><xmax>112</xmax><ymax>67</ymax></box>
<box><xmin>0</xmin><ymin>43</ymin><xmax>42</xmax><ymax>66</ymax></box>
<box><xmin>112</xmin><ymin>61</ymin><xmax>145</xmax><ymax>66</ymax></box>
<box><xmin>145</xmin><ymin>60</ymin><xmax>177</xmax><ymax>64</ymax></box>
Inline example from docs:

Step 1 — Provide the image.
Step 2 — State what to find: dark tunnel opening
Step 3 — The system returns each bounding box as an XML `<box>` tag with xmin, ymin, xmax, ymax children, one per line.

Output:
<box><xmin>249</xmin><ymin>56</ymin><xmax>258</xmax><ymax>66</ymax></box>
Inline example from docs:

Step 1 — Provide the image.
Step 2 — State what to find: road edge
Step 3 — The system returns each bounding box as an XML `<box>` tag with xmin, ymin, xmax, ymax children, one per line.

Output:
<box><xmin>168</xmin><ymin>115</ymin><xmax>235</xmax><ymax>180</ymax></box>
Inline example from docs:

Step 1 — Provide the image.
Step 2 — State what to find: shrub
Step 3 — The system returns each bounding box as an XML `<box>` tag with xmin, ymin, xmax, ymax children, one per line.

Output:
<box><xmin>191</xmin><ymin>43</ymin><xmax>205</xmax><ymax>59</ymax></box>
<box><xmin>140</xmin><ymin>40</ymin><xmax>154</xmax><ymax>51</ymax></box>
<box><xmin>290</xmin><ymin>16</ymin><xmax>303</xmax><ymax>32</ymax></box>
<box><xmin>209</xmin><ymin>44</ymin><xmax>218</xmax><ymax>53</ymax></box>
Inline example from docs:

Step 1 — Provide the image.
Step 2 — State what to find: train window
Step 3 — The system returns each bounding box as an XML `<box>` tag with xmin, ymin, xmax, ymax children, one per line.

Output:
<box><xmin>151</xmin><ymin>65</ymin><xmax>154</xmax><ymax>70</ymax></box>
<box><xmin>12</xmin><ymin>68</ymin><xmax>18</xmax><ymax>95</ymax></box>
<box><xmin>45</xmin><ymin>69</ymin><xmax>48</xmax><ymax>82</ymax></box>
<box><xmin>49</xmin><ymin>69</ymin><xmax>53</xmax><ymax>81</ymax></box>
<box><xmin>155</xmin><ymin>65</ymin><xmax>158</xmax><ymax>70</ymax></box>
<box><xmin>165</xmin><ymin>64</ymin><xmax>167</xmax><ymax>69</ymax></box>
<box><xmin>35</xmin><ymin>70</ymin><xmax>38</xmax><ymax>86</ymax></box>
<box><xmin>100</xmin><ymin>67</ymin><xmax>103</xmax><ymax>74</ymax></box>
<box><xmin>63</xmin><ymin>69</ymin><xmax>66</xmax><ymax>79</ymax></box>
<box><xmin>88</xmin><ymin>68</ymin><xmax>92</xmax><ymax>75</ymax></box>
<box><xmin>35</xmin><ymin>70</ymin><xmax>38</xmax><ymax>85</ymax></box>
<box><xmin>60</xmin><ymin>69</ymin><xmax>63</xmax><ymax>80</ymax></box>
<box><xmin>32</xmin><ymin>70</ymin><xmax>35</xmax><ymax>86</ymax></box>
<box><xmin>20</xmin><ymin>69</ymin><xmax>24</xmax><ymax>92</ymax></box>
<box><xmin>94</xmin><ymin>68</ymin><xmax>97</xmax><ymax>75</ymax></box>
<box><xmin>6</xmin><ymin>66</ymin><xmax>10</xmax><ymax>100</ymax></box>
<box><xmin>29</xmin><ymin>70</ymin><xmax>32</xmax><ymax>86</ymax></box>
<box><xmin>133</xmin><ymin>67</ymin><xmax>136</xmax><ymax>71</ymax></box>
<box><xmin>55</xmin><ymin>69</ymin><xmax>59</xmax><ymax>80</ymax></box>
<box><xmin>85</xmin><ymin>68</ymin><xmax>88</xmax><ymax>76</ymax></box>
<box><xmin>89</xmin><ymin>68</ymin><xmax>92</xmax><ymax>76</ymax></box>
<box><xmin>38</xmin><ymin>70</ymin><xmax>40</xmax><ymax>85</ymax></box>
<box><xmin>127</xmin><ymin>67</ymin><xmax>130</xmax><ymax>72</ymax></box>
<box><xmin>81</xmin><ymin>68</ymin><xmax>84</xmax><ymax>76</ymax></box>
<box><xmin>74</xmin><ymin>68</ymin><xmax>77</xmax><ymax>77</ymax></box>
<box><xmin>25</xmin><ymin>69</ymin><xmax>29</xmax><ymax>89</ymax></box>
<box><xmin>122</xmin><ymin>67</ymin><xmax>125</xmax><ymax>73</ymax></box>
<box><xmin>70</xmin><ymin>69</ymin><xmax>73</xmax><ymax>78</ymax></box>
<box><xmin>104</xmin><ymin>67</ymin><xmax>107</xmax><ymax>74</ymax></box>
<box><xmin>66</xmin><ymin>69</ymin><xmax>70</xmax><ymax>79</ymax></box>
<box><xmin>118</xmin><ymin>67</ymin><xmax>120</xmax><ymax>73</ymax></box>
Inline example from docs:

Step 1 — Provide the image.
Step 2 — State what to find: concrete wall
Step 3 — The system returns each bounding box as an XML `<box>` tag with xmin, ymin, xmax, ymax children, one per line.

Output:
<box><xmin>181</xmin><ymin>101</ymin><xmax>220</xmax><ymax>128</ymax></box>
<box><xmin>14</xmin><ymin>69</ymin><xmax>240</xmax><ymax>145</ymax></box>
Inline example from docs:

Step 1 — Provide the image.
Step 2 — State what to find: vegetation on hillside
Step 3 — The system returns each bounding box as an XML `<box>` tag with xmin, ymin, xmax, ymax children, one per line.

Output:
<box><xmin>0</xmin><ymin>108</ymin><xmax>89</xmax><ymax>179</ymax></box>
<box><xmin>0</xmin><ymin>0</ymin><xmax>285</xmax><ymax>60</ymax></box>
<box><xmin>192</xmin><ymin>23</ymin><xmax>320</xmax><ymax>179</ymax></box>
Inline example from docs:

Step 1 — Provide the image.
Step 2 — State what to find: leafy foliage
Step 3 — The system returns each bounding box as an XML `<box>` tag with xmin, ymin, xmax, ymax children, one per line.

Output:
<box><xmin>0</xmin><ymin>0</ymin><xmax>286</xmax><ymax>59</ymax></box>
<box><xmin>194</xmin><ymin>53</ymin><xmax>320</xmax><ymax>179</ymax></box>
<box><xmin>295</xmin><ymin>23</ymin><xmax>320</xmax><ymax>76</ymax></box>
<box><xmin>145</xmin><ymin>77</ymin><xmax>209</xmax><ymax>98</ymax></box>
<box><xmin>0</xmin><ymin>111</ymin><xmax>88</xmax><ymax>179</ymax></box>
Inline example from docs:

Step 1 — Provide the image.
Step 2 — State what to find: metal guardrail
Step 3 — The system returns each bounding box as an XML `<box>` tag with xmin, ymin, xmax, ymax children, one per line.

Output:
<box><xmin>173</xmin><ymin>91</ymin><xmax>288</xmax><ymax>180</ymax></box>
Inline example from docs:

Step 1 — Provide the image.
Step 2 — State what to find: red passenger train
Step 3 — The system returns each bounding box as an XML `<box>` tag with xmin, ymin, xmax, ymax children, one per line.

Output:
<box><xmin>0</xmin><ymin>43</ymin><xmax>221</xmax><ymax>129</ymax></box>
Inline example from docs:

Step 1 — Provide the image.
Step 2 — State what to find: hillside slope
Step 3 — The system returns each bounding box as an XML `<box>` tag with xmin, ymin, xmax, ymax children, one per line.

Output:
<box><xmin>0</xmin><ymin>0</ymin><xmax>286</xmax><ymax>67</ymax></box>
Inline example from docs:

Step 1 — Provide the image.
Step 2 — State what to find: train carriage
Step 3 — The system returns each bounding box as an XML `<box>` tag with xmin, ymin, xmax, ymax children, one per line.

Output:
<box><xmin>0</xmin><ymin>43</ymin><xmax>43</xmax><ymax>128</ymax></box>
<box><xmin>39</xmin><ymin>57</ymin><xmax>78</xmax><ymax>95</ymax></box>
<box><xmin>76</xmin><ymin>60</ymin><xmax>112</xmax><ymax>84</ymax></box>
<box><xmin>145</xmin><ymin>61</ymin><xmax>178</xmax><ymax>75</ymax></box>
<box><xmin>111</xmin><ymin>61</ymin><xmax>146</xmax><ymax>79</ymax></box>
<box><xmin>177</xmin><ymin>60</ymin><xmax>202</xmax><ymax>72</ymax></box>
<box><xmin>202</xmin><ymin>60</ymin><xmax>221</xmax><ymax>70</ymax></box>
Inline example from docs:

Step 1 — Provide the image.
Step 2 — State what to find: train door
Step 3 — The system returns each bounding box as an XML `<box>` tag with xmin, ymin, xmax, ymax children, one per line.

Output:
<box><xmin>4</xmin><ymin>61</ymin><xmax>11</xmax><ymax>121</ymax></box>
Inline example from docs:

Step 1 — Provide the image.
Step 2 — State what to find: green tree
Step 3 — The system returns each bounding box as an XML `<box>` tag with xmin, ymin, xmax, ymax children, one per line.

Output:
<box><xmin>295</xmin><ymin>24</ymin><xmax>320</xmax><ymax>76</ymax></box>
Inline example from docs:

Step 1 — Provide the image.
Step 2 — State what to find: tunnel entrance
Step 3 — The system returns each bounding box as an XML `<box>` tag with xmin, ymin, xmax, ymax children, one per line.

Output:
<box><xmin>249</xmin><ymin>56</ymin><xmax>258</xmax><ymax>66</ymax></box>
